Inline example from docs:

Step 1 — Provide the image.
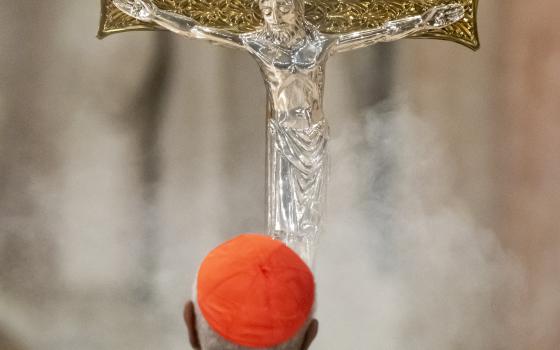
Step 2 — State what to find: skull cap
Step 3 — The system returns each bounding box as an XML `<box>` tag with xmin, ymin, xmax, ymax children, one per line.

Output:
<box><xmin>197</xmin><ymin>233</ymin><xmax>315</xmax><ymax>348</ymax></box>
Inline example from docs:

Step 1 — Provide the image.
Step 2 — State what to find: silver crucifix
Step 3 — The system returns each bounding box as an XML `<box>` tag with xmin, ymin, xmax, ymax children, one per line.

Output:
<box><xmin>110</xmin><ymin>0</ymin><xmax>466</xmax><ymax>264</ymax></box>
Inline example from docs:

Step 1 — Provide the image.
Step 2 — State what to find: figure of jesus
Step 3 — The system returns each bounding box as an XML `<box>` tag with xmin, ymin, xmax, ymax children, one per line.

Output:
<box><xmin>113</xmin><ymin>0</ymin><xmax>465</xmax><ymax>263</ymax></box>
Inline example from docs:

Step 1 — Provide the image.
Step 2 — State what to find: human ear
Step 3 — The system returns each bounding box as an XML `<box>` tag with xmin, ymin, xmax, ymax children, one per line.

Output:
<box><xmin>184</xmin><ymin>301</ymin><xmax>201</xmax><ymax>349</ymax></box>
<box><xmin>300</xmin><ymin>319</ymin><xmax>319</xmax><ymax>350</ymax></box>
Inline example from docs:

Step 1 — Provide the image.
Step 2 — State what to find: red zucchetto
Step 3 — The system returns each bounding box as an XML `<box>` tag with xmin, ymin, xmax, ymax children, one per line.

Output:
<box><xmin>197</xmin><ymin>233</ymin><xmax>315</xmax><ymax>348</ymax></box>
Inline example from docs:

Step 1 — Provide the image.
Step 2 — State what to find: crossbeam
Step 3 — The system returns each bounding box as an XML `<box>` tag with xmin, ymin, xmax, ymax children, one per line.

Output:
<box><xmin>98</xmin><ymin>0</ymin><xmax>479</xmax><ymax>50</ymax></box>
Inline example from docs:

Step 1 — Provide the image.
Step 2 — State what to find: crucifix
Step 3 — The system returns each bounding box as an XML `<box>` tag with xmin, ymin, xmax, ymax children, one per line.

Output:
<box><xmin>99</xmin><ymin>0</ymin><xmax>479</xmax><ymax>265</ymax></box>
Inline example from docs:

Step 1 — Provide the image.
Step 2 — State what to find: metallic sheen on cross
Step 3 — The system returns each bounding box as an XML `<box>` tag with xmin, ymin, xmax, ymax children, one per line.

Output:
<box><xmin>99</xmin><ymin>0</ymin><xmax>477</xmax><ymax>265</ymax></box>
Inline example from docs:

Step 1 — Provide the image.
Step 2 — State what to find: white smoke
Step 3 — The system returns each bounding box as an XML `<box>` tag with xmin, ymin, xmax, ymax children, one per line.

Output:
<box><xmin>315</xmin><ymin>100</ymin><xmax>525</xmax><ymax>350</ymax></box>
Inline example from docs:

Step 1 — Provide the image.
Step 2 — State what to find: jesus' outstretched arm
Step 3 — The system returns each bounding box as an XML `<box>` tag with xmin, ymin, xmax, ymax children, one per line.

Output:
<box><xmin>331</xmin><ymin>3</ymin><xmax>465</xmax><ymax>53</ymax></box>
<box><xmin>112</xmin><ymin>0</ymin><xmax>245</xmax><ymax>49</ymax></box>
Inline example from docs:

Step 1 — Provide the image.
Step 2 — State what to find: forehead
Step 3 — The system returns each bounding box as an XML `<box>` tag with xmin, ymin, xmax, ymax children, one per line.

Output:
<box><xmin>259</xmin><ymin>0</ymin><xmax>294</xmax><ymax>6</ymax></box>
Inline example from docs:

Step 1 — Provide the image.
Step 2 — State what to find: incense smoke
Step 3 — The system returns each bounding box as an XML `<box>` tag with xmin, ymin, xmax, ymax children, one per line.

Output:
<box><xmin>315</xmin><ymin>101</ymin><xmax>525</xmax><ymax>349</ymax></box>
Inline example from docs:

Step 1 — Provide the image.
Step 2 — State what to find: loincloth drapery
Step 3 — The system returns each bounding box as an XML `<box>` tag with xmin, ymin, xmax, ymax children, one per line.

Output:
<box><xmin>267</xmin><ymin>117</ymin><xmax>329</xmax><ymax>241</ymax></box>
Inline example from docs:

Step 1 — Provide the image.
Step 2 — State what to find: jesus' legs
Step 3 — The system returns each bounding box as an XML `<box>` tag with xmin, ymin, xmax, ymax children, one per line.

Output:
<box><xmin>266</xmin><ymin>116</ymin><xmax>329</xmax><ymax>265</ymax></box>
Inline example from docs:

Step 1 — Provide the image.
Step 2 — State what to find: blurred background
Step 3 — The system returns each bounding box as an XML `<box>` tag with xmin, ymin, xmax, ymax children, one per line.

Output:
<box><xmin>1</xmin><ymin>1</ymin><xmax>559</xmax><ymax>349</ymax></box>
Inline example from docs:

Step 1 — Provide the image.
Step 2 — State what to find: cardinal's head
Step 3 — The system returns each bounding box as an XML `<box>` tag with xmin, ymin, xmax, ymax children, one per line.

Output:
<box><xmin>259</xmin><ymin>0</ymin><xmax>306</xmax><ymax>47</ymax></box>
<box><xmin>184</xmin><ymin>234</ymin><xmax>318</xmax><ymax>350</ymax></box>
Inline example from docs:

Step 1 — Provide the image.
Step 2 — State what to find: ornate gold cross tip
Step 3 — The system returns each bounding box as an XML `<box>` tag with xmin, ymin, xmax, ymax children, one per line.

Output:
<box><xmin>98</xmin><ymin>0</ymin><xmax>479</xmax><ymax>50</ymax></box>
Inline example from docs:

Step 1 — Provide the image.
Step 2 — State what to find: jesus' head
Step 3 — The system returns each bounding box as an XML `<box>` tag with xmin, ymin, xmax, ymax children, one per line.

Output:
<box><xmin>259</xmin><ymin>0</ymin><xmax>307</xmax><ymax>47</ymax></box>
